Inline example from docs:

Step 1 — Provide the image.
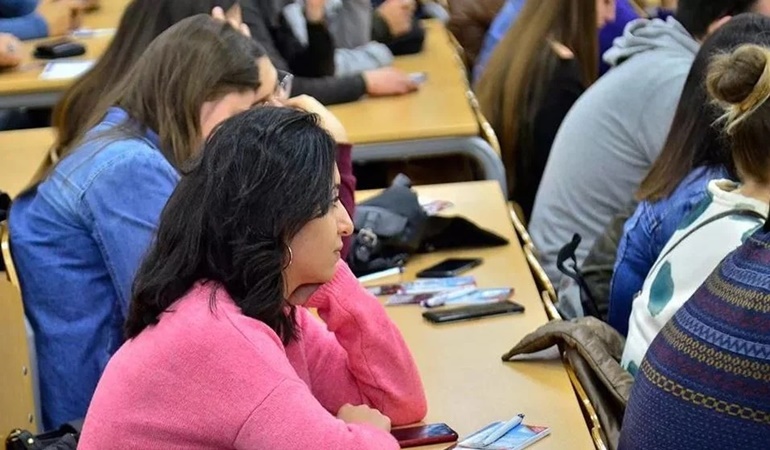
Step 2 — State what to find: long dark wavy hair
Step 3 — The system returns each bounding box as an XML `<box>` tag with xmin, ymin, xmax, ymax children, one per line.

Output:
<box><xmin>125</xmin><ymin>107</ymin><xmax>337</xmax><ymax>344</ymax></box>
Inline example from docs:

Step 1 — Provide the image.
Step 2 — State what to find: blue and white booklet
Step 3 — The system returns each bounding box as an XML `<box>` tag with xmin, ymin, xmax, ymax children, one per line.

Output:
<box><xmin>451</xmin><ymin>421</ymin><xmax>550</xmax><ymax>450</ymax></box>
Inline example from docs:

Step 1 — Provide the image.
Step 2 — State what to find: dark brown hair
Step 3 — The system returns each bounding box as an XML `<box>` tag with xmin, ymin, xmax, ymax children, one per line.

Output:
<box><xmin>707</xmin><ymin>43</ymin><xmax>770</xmax><ymax>184</ymax></box>
<box><xmin>51</xmin><ymin>0</ymin><xmax>239</xmax><ymax>167</ymax></box>
<box><xmin>474</xmin><ymin>0</ymin><xmax>599</xmax><ymax>196</ymax></box>
<box><xmin>29</xmin><ymin>15</ymin><xmax>264</xmax><ymax>188</ymax></box>
<box><xmin>637</xmin><ymin>14</ymin><xmax>770</xmax><ymax>201</ymax></box>
<box><xmin>126</xmin><ymin>107</ymin><xmax>337</xmax><ymax>344</ymax></box>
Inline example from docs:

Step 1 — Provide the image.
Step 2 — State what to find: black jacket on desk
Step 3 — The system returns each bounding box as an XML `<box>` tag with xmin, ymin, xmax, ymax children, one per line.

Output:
<box><xmin>241</xmin><ymin>0</ymin><xmax>367</xmax><ymax>105</ymax></box>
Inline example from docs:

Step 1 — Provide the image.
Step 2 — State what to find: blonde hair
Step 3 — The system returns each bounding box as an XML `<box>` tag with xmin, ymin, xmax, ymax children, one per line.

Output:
<box><xmin>707</xmin><ymin>44</ymin><xmax>770</xmax><ymax>183</ymax></box>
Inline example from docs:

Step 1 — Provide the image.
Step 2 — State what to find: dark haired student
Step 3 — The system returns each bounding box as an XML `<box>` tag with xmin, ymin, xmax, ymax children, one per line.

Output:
<box><xmin>529</xmin><ymin>0</ymin><xmax>770</xmax><ymax>283</ymax></box>
<box><xmin>609</xmin><ymin>13</ymin><xmax>770</xmax><ymax>335</ymax></box>
<box><xmin>10</xmin><ymin>15</ymin><xmax>356</xmax><ymax>430</ymax></box>
<box><xmin>78</xmin><ymin>107</ymin><xmax>427</xmax><ymax>449</ymax></box>
<box><xmin>620</xmin><ymin>45</ymin><xmax>770</xmax><ymax>448</ymax></box>
<box><xmin>52</xmin><ymin>0</ymin><xmax>246</xmax><ymax>159</ymax></box>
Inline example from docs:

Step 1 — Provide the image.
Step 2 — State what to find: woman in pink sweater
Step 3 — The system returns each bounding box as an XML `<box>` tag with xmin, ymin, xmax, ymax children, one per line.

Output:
<box><xmin>78</xmin><ymin>106</ymin><xmax>427</xmax><ymax>449</ymax></box>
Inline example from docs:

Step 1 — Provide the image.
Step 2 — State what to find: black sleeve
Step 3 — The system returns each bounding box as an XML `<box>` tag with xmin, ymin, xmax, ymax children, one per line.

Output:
<box><xmin>241</xmin><ymin>1</ymin><xmax>335</xmax><ymax>77</ymax></box>
<box><xmin>275</xmin><ymin>16</ymin><xmax>335</xmax><ymax>77</ymax></box>
<box><xmin>292</xmin><ymin>74</ymin><xmax>367</xmax><ymax>105</ymax></box>
<box><xmin>515</xmin><ymin>60</ymin><xmax>585</xmax><ymax>216</ymax></box>
<box><xmin>241</xmin><ymin>0</ymin><xmax>292</xmax><ymax>71</ymax></box>
<box><xmin>371</xmin><ymin>10</ymin><xmax>393</xmax><ymax>43</ymax></box>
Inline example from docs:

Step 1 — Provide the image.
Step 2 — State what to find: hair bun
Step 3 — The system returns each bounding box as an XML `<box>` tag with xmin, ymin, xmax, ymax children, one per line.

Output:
<box><xmin>708</xmin><ymin>44</ymin><xmax>770</xmax><ymax>105</ymax></box>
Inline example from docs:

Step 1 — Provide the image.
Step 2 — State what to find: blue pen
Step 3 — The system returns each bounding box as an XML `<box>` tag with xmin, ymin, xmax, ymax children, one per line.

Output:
<box><xmin>480</xmin><ymin>413</ymin><xmax>525</xmax><ymax>446</ymax></box>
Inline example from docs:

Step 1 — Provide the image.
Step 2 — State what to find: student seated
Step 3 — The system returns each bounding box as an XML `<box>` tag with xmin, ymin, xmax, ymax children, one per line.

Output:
<box><xmin>52</xmin><ymin>0</ymin><xmax>245</xmax><ymax>157</ymax></box>
<box><xmin>473</xmin><ymin>0</ymin><xmax>641</xmax><ymax>82</ymax></box>
<box><xmin>475</xmin><ymin>0</ymin><xmax>616</xmax><ymax>218</ymax></box>
<box><xmin>620</xmin><ymin>41</ymin><xmax>770</xmax><ymax>374</ymax></box>
<box><xmin>620</xmin><ymin>213</ymin><xmax>770</xmax><ymax>447</ymax></box>
<box><xmin>609</xmin><ymin>13</ymin><xmax>770</xmax><ymax>335</ymax></box>
<box><xmin>528</xmin><ymin>0</ymin><xmax>770</xmax><ymax>283</ymax></box>
<box><xmin>10</xmin><ymin>15</ymin><xmax>277</xmax><ymax>430</ymax></box>
<box><xmin>283</xmin><ymin>0</ymin><xmax>394</xmax><ymax>75</ymax></box>
<box><xmin>241</xmin><ymin>0</ymin><xmax>418</xmax><ymax>105</ymax></box>
<box><xmin>78</xmin><ymin>106</ymin><xmax>427</xmax><ymax>449</ymax></box>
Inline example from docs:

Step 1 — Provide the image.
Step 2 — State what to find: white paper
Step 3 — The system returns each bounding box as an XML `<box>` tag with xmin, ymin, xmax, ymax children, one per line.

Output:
<box><xmin>39</xmin><ymin>61</ymin><xmax>94</xmax><ymax>80</ymax></box>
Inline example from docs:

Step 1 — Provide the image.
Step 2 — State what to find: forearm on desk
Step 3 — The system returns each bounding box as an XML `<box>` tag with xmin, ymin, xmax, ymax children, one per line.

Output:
<box><xmin>0</xmin><ymin>13</ymin><xmax>46</xmax><ymax>40</ymax></box>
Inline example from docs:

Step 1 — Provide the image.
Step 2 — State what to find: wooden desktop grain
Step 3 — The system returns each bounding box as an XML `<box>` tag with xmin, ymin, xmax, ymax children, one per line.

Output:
<box><xmin>0</xmin><ymin>0</ymin><xmax>130</xmax><ymax>96</ymax></box>
<box><xmin>357</xmin><ymin>182</ymin><xmax>594</xmax><ymax>449</ymax></box>
<box><xmin>0</xmin><ymin>128</ymin><xmax>54</xmax><ymax>197</ymax></box>
<box><xmin>329</xmin><ymin>21</ymin><xmax>479</xmax><ymax>144</ymax></box>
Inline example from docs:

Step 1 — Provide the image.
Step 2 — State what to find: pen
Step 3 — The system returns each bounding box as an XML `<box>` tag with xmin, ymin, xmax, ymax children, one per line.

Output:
<box><xmin>480</xmin><ymin>413</ymin><xmax>524</xmax><ymax>446</ymax></box>
<box><xmin>71</xmin><ymin>28</ymin><xmax>116</xmax><ymax>38</ymax></box>
<box><xmin>357</xmin><ymin>266</ymin><xmax>403</xmax><ymax>283</ymax></box>
<box><xmin>421</xmin><ymin>287</ymin><xmax>477</xmax><ymax>308</ymax></box>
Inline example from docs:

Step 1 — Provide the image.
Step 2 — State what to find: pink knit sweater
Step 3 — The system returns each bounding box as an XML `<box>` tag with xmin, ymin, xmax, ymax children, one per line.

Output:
<box><xmin>78</xmin><ymin>262</ymin><xmax>427</xmax><ymax>449</ymax></box>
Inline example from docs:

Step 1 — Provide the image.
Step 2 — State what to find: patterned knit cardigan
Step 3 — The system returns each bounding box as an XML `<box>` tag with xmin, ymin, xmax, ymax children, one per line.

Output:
<box><xmin>618</xmin><ymin>227</ymin><xmax>770</xmax><ymax>449</ymax></box>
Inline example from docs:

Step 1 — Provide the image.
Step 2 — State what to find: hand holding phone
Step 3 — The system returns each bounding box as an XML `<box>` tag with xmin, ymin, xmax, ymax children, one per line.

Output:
<box><xmin>391</xmin><ymin>423</ymin><xmax>458</xmax><ymax>448</ymax></box>
<box><xmin>416</xmin><ymin>258</ymin><xmax>482</xmax><ymax>278</ymax></box>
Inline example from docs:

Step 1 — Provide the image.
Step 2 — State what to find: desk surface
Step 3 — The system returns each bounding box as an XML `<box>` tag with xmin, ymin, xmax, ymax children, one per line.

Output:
<box><xmin>0</xmin><ymin>0</ymin><xmax>130</xmax><ymax>97</ymax></box>
<box><xmin>0</xmin><ymin>128</ymin><xmax>53</xmax><ymax>197</ymax></box>
<box><xmin>82</xmin><ymin>0</ymin><xmax>131</xmax><ymax>29</ymax></box>
<box><xmin>329</xmin><ymin>21</ymin><xmax>479</xmax><ymax>144</ymax></box>
<box><xmin>0</xmin><ymin>35</ymin><xmax>111</xmax><ymax>96</ymax></box>
<box><xmin>358</xmin><ymin>182</ymin><xmax>593</xmax><ymax>450</ymax></box>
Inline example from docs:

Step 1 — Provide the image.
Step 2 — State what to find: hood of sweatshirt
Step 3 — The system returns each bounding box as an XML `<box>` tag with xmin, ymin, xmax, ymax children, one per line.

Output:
<box><xmin>604</xmin><ymin>16</ymin><xmax>699</xmax><ymax>67</ymax></box>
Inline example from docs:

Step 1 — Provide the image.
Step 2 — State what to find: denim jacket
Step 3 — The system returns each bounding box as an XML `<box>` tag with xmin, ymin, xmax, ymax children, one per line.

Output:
<box><xmin>608</xmin><ymin>165</ymin><xmax>729</xmax><ymax>335</ymax></box>
<box><xmin>9</xmin><ymin>107</ymin><xmax>179</xmax><ymax>429</ymax></box>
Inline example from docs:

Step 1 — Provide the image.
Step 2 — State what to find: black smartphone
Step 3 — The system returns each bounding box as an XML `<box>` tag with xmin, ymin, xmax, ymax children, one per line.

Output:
<box><xmin>423</xmin><ymin>301</ymin><xmax>525</xmax><ymax>324</ymax></box>
<box><xmin>34</xmin><ymin>39</ymin><xmax>86</xmax><ymax>59</ymax></box>
<box><xmin>416</xmin><ymin>258</ymin><xmax>482</xmax><ymax>278</ymax></box>
<box><xmin>391</xmin><ymin>423</ymin><xmax>458</xmax><ymax>448</ymax></box>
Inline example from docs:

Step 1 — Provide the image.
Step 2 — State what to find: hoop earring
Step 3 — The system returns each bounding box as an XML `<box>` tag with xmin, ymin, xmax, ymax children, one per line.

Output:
<box><xmin>283</xmin><ymin>245</ymin><xmax>293</xmax><ymax>269</ymax></box>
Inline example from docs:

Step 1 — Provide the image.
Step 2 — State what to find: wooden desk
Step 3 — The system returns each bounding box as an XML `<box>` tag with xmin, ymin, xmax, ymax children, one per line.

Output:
<box><xmin>0</xmin><ymin>128</ymin><xmax>53</xmax><ymax>197</ymax></box>
<box><xmin>332</xmin><ymin>21</ymin><xmax>506</xmax><ymax>192</ymax></box>
<box><xmin>0</xmin><ymin>35</ymin><xmax>111</xmax><ymax>109</ymax></box>
<box><xmin>0</xmin><ymin>0</ymin><xmax>131</xmax><ymax>109</ymax></box>
<box><xmin>358</xmin><ymin>181</ymin><xmax>593</xmax><ymax>449</ymax></box>
<box><xmin>82</xmin><ymin>0</ymin><xmax>131</xmax><ymax>29</ymax></box>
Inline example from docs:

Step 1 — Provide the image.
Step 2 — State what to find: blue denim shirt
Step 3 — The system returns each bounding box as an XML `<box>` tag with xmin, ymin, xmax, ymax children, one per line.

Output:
<box><xmin>608</xmin><ymin>165</ymin><xmax>729</xmax><ymax>335</ymax></box>
<box><xmin>472</xmin><ymin>0</ymin><xmax>640</xmax><ymax>83</ymax></box>
<box><xmin>9</xmin><ymin>107</ymin><xmax>179</xmax><ymax>429</ymax></box>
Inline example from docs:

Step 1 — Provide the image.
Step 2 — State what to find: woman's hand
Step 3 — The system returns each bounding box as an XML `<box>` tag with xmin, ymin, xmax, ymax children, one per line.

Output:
<box><xmin>337</xmin><ymin>404</ymin><xmax>392</xmax><ymax>432</ymax></box>
<box><xmin>286</xmin><ymin>284</ymin><xmax>321</xmax><ymax>306</ymax></box>
<box><xmin>0</xmin><ymin>33</ymin><xmax>22</xmax><ymax>68</ymax></box>
<box><xmin>211</xmin><ymin>6</ymin><xmax>251</xmax><ymax>37</ymax></box>
<box><xmin>363</xmin><ymin>67</ymin><xmax>419</xmax><ymax>97</ymax></box>
<box><xmin>38</xmin><ymin>0</ymin><xmax>84</xmax><ymax>37</ymax></box>
<box><xmin>305</xmin><ymin>0</ymin><xmax>327</xmax><ymax>24</ymax></box>
<box><xmin>284</xmin><ymin>95</ymin><xmax>349</xmax><ymax>144</ymax></box>
<box><xmin>376</xmin><ymin>0</ymin><xmax>415</xmax><ymax>37</ymax></box>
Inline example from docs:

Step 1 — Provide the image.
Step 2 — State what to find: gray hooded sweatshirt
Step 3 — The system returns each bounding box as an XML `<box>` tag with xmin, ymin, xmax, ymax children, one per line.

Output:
<box><xmin>528</xmin><ymin>16</ymin><xmax>699</xmax><ymax>283</ymax></box>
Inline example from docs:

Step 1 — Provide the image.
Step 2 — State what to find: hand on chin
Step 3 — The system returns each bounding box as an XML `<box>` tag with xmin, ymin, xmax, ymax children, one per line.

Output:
<box><xmin>286</xmin><ymin>284</ymin><xmax>322</xmax><ymax>306</ymax></box>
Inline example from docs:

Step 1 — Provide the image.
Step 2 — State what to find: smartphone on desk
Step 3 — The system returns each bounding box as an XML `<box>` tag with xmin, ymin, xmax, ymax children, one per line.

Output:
<box><xmin>33</xmin><ymin>39</ymin><xmax>86</xmax><ymax>59</ymax></box>
<box><xmin>391</xmin><ymin>423</ymin><xmax>458</xmax><ymax>448</ymax></box>
<box><xmin>416</xmin><ymin>258</ymin><xmax>482</xmax><ymax>278</ymax></box>
<box><xmin>423</xmin><ymin>301</ymin><xmax>525</xmax><ymax>324</ymax></box>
